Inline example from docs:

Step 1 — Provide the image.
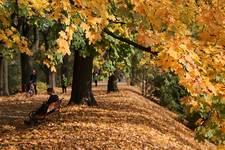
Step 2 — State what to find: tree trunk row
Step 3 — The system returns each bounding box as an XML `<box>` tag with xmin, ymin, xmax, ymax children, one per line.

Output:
<box><xmin>0</xmin><ymin>54</ymin><xmax>9</xmax><ymax>96</ymax></box>
<box><xmin>107</xmin><ymin>74</ymin><xmax>118</xmax><ymax>93</ymax></box>
<box><xmin>69</xmin><ymin>50</ymin><xmax>97</xmax><ymax>106</ymax></box>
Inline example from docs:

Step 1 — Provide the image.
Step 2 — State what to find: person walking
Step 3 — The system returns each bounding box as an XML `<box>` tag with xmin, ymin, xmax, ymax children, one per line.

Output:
<box><xmin>61</xmin><ymin>74</ymin><xmax>67</xmax><ymax>93</ymax></box>
<box><xmin>93</xmin><ymin>73</ymin><xmax>98</xmax><ymax>86</ymax></box>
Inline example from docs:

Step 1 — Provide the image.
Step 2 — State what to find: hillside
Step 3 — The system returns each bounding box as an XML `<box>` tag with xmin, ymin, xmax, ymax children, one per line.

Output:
<box><xmin>0</xmin><ymin>84</ymin><xmax>216</xmax><ymax>149</ymax></box>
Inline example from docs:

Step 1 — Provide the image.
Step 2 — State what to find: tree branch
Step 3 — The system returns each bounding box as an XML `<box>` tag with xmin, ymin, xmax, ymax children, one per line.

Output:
<box><xmin>103</xmin><ymin>28</ymin><xmax>158</xmax><ymax>55</ymax></box>
<box><xmin>108</xmin><ymin>19</ymin><xmax>126</xmax><ymax>25</ymax></box>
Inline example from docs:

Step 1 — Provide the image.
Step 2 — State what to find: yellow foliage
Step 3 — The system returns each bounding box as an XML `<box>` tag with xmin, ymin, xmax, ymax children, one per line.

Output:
<box><xmin>217</xmin><ymin>145</ymin><xmax>225</xmax><ymax>150</ymax></box>
<box><xmin>57</xmin><ymin>38</ymin><xmax>70</xmax><ymax>55</ymax></box>
<box><xmin>80</xmin><ymin>22</ymin><xmax>90</xmax><ymax>31</ymax></box>
<box><xmin>43</xmin><ymin>59</ymin><xmax>50</xmax><ymax>68</ymax></box>
<box><xmin>57</xmin><ymin>24</ymin><xmax>76</xmax><ymax>55</ymax></box>
<box><xmin>85</xmin><ymin>31</ymin><xmax>102</xmax><ymax>44</ymax></box>
<box><xmin>0</xmin><ymin>0</ymin><xmax>5</xmax><ymax>5</ymax></box>
<box><xmin>50</xmin><ymin>66</ymin><xmax>56</xmax><ymax>73</ymax></box>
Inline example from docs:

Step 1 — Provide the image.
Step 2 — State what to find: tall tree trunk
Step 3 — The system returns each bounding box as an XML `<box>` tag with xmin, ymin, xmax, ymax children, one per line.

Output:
<box><xmin>141</xmin><ymin>68</ymin><xmax>146</xmax><ymax>96</ymax></box>
<box><xmin>69</xmin><ymin>50</ymin><xmax>97</xmax><ymax>106</ymax></box>
<box><xmin>21</xmin><ymin>53</ymin><xmax>32</xmax><ymax>92</ymax></box>
<box><xmin>107</xmin><ymin>73</ymin><xmax>118</xmax><ymax>93</ymax></box>
<box><xmin>32</xmin><ymin>26</ymin><xmax>39</xmax><ymax>52</ymax></box>
<box><xmin>3</xmin><ymin>58</ymin><xmax>9</xmax><ymax>95</ymax></box>
<box><xmin>42</xmin><ymin>29</ymin><xmax>52</xmax><ymax>86</ymax></box>
<box><xmin>0</xmin><ymin>54</ymin><xmax>9</xmax><ymax>96</ymax></box>
<box><xmin>40</xmin><ymin>65</ymin><xmax>49</xmax><ymax>84</ymax></box>
<box><xmin>49</xmin><ymin>71</ymin><xmax>56</xmax><ymax>89</ymax></box>
<box><xmin>61</xmin><ymin>54</ymin><xmax>69</xmax><ymax>84</ymax></box>
<box><xmin>130</xmin><ymin>55</ymin><xmax>138</xmax><ymax>86</ymax></box>
<box><xmin>20</xmin><ymin>20</ymin><xmax>33</xmax><ymax>92</ymax></box>
<box><xmin>0</xmin><ymin>55</ymin><xmax>3</xmax><ymax>95</ymax></box>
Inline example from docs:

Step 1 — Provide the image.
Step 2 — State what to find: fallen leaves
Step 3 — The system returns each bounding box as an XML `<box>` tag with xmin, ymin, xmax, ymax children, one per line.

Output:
<box><xmin>0</xmin><ymin>84</ymin><xmax>216</xmax><ymax>149</ymax></box>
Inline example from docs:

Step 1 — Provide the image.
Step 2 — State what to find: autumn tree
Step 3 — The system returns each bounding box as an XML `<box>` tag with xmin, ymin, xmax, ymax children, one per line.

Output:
<box><xmin>68</xmin><ymin>27</ymin><xmax>98</xmax><ymax>105</ymax></box>
<box><xmin>1</xmin><ymin>0</ymin><xmax>224</xmax><ymax>143</ymax></box>
<box><xmin>129</xmin><ymin>0</ymin><xmax>225</xmax><ymax>143</ymax></box>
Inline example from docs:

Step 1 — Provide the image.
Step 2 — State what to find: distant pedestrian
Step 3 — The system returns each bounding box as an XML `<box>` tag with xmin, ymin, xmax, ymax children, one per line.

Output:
<box><xmin>61</xmin><ymin>74</ymin><xmax>67</xmax><ymax>93</ymax></box>
<box><xmin>93</xmin><ymin>73</ymin><xmax>98</xmax><ymax>86</ymax></box>
<box><xmin>30</xmin><ymin>69</ymin><xmax>37</xmax><ymax>94</ymax></box>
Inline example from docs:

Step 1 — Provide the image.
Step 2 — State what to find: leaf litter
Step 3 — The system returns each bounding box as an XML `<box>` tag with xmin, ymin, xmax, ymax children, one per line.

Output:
<box><xmin>0</xmin><ymin>84</ymin><xmax>216</xmax><ymax>149</ymax></box>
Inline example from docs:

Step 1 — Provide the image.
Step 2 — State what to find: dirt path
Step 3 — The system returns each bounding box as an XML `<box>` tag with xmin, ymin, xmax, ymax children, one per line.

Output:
<box><xmin>0</xmin><ymin>84</ymin><xmax>215</xmax><ymax>149</ymax></box>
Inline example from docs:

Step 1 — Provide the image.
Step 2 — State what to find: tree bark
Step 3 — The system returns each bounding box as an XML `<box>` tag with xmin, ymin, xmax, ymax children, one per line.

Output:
<box><xmin>130</xmin><ymin>55</ymin><xmax>138</xmax><ymax>86</ymax></box>
<box><xmin>0</xmin><ymin>54</ymin><xmax>9</xmax><ymax>96</ymax></box>
<box><xmin>42</xmin><ymin>29</ymin><xmax>53</xmax><ymax>87</ymax></box>
<box><xmin>0</xmin><ymin>55</ymin><xmax>3</xmax><ymax>95</ymax></box>
<box><xmin>141</xmin><ymin>68</ymin><xmax>147</xmax><ymax>96</ymax></box>
<box><xmin>32</xmin><ymin>26</ymin><xmax>39</xmax><ymax>52</ymax></box>
<box><xmin>20</xmin><ymin>20</ymin><xmax>33</xmax><ymax>92</ymax></box>
<box><xmin>107</xmin><ymin>74</ymin><xmax>118</xmax><ymax>93</ymax></box>
<box><xmin>49</xmin><ymin>71</ymin><xmax>56</xmax><ymax>89</ymax></box>
<box><xmin>69</xmin><ymin>50</ymin><xmax>97</xmax><ymax>106</ymax></box>
<box><xmin>3</xmin><ymin>58</ymin><xmax>9</xmax><ymax>95</ymax></box>
<box><xmin>39</xmin><ymin>65</ymin><xmax>49</xmax><ymax>84</ymax></box>
<box><xmin>20</xmin><ymin>53</ymin><xmax>32</xmax><ymax>92</ymax></box>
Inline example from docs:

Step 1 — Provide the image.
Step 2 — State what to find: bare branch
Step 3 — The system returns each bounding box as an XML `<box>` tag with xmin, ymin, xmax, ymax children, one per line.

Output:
<box><xmin>103</xmin><ymin>28</ymin><xmax>158</xmax><ymax>55</ymax></box>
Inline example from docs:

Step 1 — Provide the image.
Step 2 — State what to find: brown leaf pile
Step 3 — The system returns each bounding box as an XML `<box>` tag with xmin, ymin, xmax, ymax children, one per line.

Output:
<box><xmin>0</xmin><ymin>83</ymin><xmax>216</xmax><ymax>149</ymax></box>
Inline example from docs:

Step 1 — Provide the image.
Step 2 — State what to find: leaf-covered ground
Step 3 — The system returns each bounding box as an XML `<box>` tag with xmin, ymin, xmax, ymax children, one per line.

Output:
<box><xmin>0</xmin><ymin>83</ymin><xmax>216</xmax><ymax>149</ymax></box>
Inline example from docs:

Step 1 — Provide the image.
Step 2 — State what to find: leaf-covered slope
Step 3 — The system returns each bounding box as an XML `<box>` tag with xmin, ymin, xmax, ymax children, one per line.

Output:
<box><xmin>0</xmin><ymin>84</ymin><xmax>215</xmax><ymax>149</ymax></box>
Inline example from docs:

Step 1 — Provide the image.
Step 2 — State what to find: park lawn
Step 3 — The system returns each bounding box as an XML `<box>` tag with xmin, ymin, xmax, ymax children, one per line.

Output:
<box><xmin>0</xmin><ymin>84</ymin><xmax>215</xmax><ymax>149</ymax></box>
